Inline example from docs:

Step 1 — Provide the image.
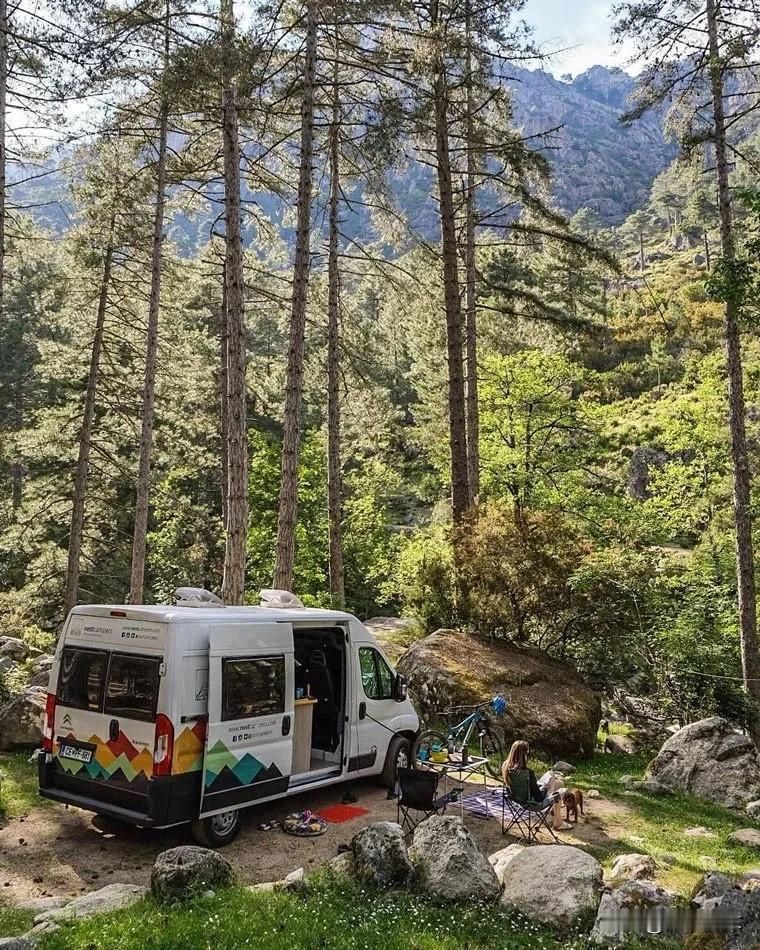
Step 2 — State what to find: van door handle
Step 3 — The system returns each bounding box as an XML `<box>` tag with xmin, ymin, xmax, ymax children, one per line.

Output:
<box><xmin>109</xmin><ymin>719</ymin><xmax>119</xmax><ymax>742</ymax></box>
<box><xmin>282</xmin><ymin>715</ymin><xmax>291</xmax><ymax>736</ymax></box>
<box><xmin>358</xmin><ymin>702</ymin><xmax>366</xmax><ymax>720</ymax></box>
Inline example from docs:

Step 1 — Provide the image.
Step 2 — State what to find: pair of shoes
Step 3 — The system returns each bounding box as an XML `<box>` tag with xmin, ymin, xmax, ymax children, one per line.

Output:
<box><xmin>557</xmin><ymin>821</ymin><xmax>574</xmax><ymax>831</ymax></box>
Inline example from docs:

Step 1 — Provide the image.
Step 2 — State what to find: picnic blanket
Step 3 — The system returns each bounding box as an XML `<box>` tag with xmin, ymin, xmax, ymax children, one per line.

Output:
<box><xmin>459</xmin><ymin>786</ymin><xmax>506</xmax><ymax>820</ymax></box>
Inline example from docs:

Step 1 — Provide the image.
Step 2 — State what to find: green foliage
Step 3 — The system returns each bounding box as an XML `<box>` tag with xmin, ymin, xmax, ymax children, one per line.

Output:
<box><xmin>479</xmin><ymin>351</ymin><xmax>595</xmax><ymax>513</ymax></box>
<box><xmin>0</xmin><ymin>904</ymin><xmax>35</xmax><ymax>939</ymax></box>
<box><xmin>35</xmin><ymin>873</ymin><xmax>667</xmax><ymax>950</ymax></box>
<box><xmin>390</xmin><ymin>527</ymin><xmax>455</xmax><ymax>632</ymax></box>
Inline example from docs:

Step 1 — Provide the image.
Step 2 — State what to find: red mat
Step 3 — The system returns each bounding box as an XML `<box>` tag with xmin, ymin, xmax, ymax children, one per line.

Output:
<box><xmin>318</xmin><ymin>804</ymin><xmax>369</xmax><ymax>823</ymax></box>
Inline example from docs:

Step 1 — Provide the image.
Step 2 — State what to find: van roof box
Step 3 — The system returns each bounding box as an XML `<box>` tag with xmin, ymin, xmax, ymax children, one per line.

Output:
<box><xmin>259</xmin><ymin>589</ymin><xmax>304</xmax><ymax>609</ymax></box>
<box><xmin>173</xmin><ymin>587</ymin><xmax>225</xmax><ymax>608</ymax></box>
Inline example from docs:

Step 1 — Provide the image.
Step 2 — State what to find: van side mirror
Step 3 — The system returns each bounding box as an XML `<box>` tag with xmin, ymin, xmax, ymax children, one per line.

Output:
<box><xmin>394</xmin><ymin>674</ymin><xmax>408</xmax><ymax>703</ymax></box>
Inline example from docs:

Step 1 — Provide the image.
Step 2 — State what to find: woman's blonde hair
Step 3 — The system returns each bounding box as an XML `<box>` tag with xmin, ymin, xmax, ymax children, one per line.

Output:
<box><xmin>501</xmin><ymin>739</ymin><xmax>530</xmax><ymax>785</ymax></box>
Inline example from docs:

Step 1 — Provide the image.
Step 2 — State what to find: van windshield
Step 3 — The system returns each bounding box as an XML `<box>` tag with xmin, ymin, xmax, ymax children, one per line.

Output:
<box><xmin>57</xmin><ymin>648</ymin><xmax>161</xmax><ymax>722</ymax></box>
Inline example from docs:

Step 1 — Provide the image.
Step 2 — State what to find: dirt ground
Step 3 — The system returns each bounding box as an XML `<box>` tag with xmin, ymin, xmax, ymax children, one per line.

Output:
<box><xmin>0</xmin><ymin>778</ymin><xmax>628</xmax><ymax>905</ymax></box>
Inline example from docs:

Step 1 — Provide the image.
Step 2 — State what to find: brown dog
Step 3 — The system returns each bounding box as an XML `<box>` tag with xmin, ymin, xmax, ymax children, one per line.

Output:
<box><xmin>563</xmin><ymin>789</ymin><xmax>584</xmax><ymax>823</ymax></box>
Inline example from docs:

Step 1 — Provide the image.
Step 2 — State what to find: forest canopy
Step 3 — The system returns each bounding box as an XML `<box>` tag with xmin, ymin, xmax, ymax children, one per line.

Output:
<box><xmin>1</xmin><ymin>0</ymin><xmax>760</xmax><ymax>730</ymax></box>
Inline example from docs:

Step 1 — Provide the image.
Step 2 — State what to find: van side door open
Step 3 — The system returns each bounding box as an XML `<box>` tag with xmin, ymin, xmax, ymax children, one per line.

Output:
<box><xmin>200</xmin><ymin>622</ymin><xmax>294</xmax><ymax>817</ymax></box>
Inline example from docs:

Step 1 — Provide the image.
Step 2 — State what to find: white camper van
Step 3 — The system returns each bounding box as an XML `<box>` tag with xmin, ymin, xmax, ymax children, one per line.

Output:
<box><xmin>38</xmin><ymin>591</ymin><xmax>418</xmax><ymax>846</ymax></box>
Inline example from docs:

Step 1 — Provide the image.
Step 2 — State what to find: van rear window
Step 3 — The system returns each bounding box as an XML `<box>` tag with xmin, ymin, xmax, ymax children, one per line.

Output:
<box><xmin>57</xmin><ymin>648</ymin><xmax>161</xmax><ymax>722</ymax></box>
<box><xmin>104</xmin><ymin>654</ymin><xmax>160</xmax><ymax>722</ymax></box>
<box><xmin>57</xmin><ymin>648</ymin><xmax>107</xmax><ymax>711</ymax></box>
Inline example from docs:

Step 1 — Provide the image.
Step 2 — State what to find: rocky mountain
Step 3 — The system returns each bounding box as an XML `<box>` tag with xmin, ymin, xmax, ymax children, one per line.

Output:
<box><xmin>13</xmin><ymin>66</ymin><xmax>673</xmax><ymax>246</ymax></box>
<box><xmin>506</xmin><ymin>65</ymin><xmax>676</xmax><ymax>224</ymax></box>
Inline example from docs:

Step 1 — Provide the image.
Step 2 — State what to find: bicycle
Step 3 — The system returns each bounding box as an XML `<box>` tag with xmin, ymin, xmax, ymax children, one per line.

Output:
<box><xmin>411</xmin><ymin>696</ymin><xmax>506</xmax><ymax>779</ymax></box>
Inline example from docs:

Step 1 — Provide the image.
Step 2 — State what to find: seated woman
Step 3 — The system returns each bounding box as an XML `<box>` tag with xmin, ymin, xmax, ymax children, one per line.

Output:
<box><xmin>502</xmin><ymin>739</ymin><xmax>572</xmax><ymax>831</ymax></box>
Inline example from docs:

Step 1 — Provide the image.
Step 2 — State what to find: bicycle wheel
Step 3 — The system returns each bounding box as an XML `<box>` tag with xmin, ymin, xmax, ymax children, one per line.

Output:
<box><xmin>479</xmin><ymin>725</ymin><xmax>503</xmax><ymax>778</ymax></box>
<box><xmin>412</xmin><ymin>729</ymin><xmax>449</xmax><ymax>767</ymax></box>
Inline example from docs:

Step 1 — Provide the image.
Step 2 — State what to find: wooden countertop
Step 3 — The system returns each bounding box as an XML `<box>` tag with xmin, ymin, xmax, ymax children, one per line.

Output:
<box><xmin>294</xmin><ymin>697</ymin><xmax>318</xmax><ymax>706</ymax></box>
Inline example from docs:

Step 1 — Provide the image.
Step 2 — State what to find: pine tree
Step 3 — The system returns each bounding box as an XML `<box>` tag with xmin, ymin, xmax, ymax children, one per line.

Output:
<box><xmin>273</xmin><ymin>0</ymin><xmax>318</xmax><ymax>591</ymax></box>
<box><xmin>615</xmin><ymin>0</ymin><xmax>760</xmax><ymax>741</ymax></box>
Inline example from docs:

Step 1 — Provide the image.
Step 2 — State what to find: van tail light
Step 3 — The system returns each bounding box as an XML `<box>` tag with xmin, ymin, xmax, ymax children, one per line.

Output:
<box><xmin>153</xmin><ymin>714</ymin><xmax>174</xmax><ymax>777</ymax></box>
<box><xmin>42</xmin><ymin>693</ymin><xmax>56</xmax><ymax>752</ymax></box>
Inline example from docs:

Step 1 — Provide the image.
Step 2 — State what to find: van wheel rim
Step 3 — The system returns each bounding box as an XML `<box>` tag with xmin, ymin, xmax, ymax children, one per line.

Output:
<box><xmin>211</xmin><ymin>811</ymin><xmax>237</xmax><ymax>836</ymax></box>
<box><xmin>396</xmin><ymin>747</ymin><xmax>409</xmax><ymax>769</ymax></box>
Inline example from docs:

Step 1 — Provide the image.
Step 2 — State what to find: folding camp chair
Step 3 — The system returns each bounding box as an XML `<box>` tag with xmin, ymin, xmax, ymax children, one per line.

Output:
<box><xmin>396</xmin><ymin>767</ymin><xmax>457</xmax><ymax>837</ymax></box>
<box><xmin>501</xmin><ymin>769</ymin><xmax>560</xmax><ymax>844</ymax></box>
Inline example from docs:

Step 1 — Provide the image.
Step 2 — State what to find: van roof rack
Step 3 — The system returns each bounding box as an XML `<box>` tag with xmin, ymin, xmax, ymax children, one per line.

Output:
<box><xmin>173</xmin><ymin>587</ymin><xmax>225</xmax><ymax>608</ymax></box>
<box><xmin>259</xmin><ymin>589</ymin><xmax>304</xmax><ymax>609</ymax></box>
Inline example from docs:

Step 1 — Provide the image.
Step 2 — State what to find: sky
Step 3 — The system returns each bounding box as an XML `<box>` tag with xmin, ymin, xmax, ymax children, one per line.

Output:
<box><xmin>523</xmin><ymin>0</ymin><xmax>635</xmax><ymax>77</ymax></box>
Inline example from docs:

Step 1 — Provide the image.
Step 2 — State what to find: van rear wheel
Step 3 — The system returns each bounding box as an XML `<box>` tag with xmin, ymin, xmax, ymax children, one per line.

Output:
<box><xmin>191</xmin><ymin>809</ymin><xmax>241</xmax><ymax>848</ymax></box>
<box><xmin>380</xmin><ymin>735</ymin><xmax>411</xmax><ymax>788</ymax></box>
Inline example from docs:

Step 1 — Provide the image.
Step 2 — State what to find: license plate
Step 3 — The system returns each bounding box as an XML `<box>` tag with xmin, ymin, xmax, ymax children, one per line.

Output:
<box><xmin>59</xmin><ymin>743</ymin><xmax>93</xmax><ymax>764</ymax></box>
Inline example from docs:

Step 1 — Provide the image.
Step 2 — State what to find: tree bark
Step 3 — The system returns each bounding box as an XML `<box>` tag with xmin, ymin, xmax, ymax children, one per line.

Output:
<box><xmin>432</xmin><ymin>10</ymin><xmax>469</xmax><ymax>526</ymax></box>
<box><xmin>326</xmin><ymin>20</ymin><xmax>344</xmax><ymax>605</ymax></box>
<box><xmin>64</xmin><ymin>226</ymin><xmax>114</xmax><ymax>617</ymax></box>
<box><xmin>219</xmin><ymin>259</ymin><xmax>229</xmax><ymax>531</ymax></box>
<box><xmin>220</xmin><ymin>0</ymin><xmax>248</xmax><ymax>605</ymax></box>
<box><xmin>463</xmin><ymin>0</ymin><xmax>479</xmax><ymax>504</ymax></box>
<box><xmin>706</xmin><ymin>0</ymin><xmax>760</xmax><ymax>743</ymax></box>
<box><xmin>129</xmin><ymin>0</ymin><xmax>170</xmax><ymax>603</ymax></box>
<box><xmin>273</xmin><ymin>0</ymin><xmax>317</xmax><ymax>591</ymax></box>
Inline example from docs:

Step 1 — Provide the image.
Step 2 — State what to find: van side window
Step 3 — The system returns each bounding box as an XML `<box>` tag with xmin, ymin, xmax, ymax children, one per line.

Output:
<box><xmin>222</xmin><ymin>656</ymin><xmax>285</xmax><ymax>721</ymax></box>
<box><xmin>57</xmin><ymin>648</ymin><xmax>107</xmax><ymax>712</ymax></box>
<box><xmin>359</xmin><ymin>647</ymin><xmax>394</xmax><ymax>700</ymax></box>
<box><xmin>104</xmin><ymin>654</ymin><xmax>161</xmax><ymax>722</ymax></box>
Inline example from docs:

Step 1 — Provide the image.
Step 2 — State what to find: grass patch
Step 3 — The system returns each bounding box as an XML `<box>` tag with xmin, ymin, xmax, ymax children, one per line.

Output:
<box><xmin>0</xmin><ymin>902</ymin><xmax>35</xmax><ymax>937</ymax></box>
<box><xmin>0</xmin><ymin>751</ymin><xmax>46</xmax><ymax>816</ymax></box>
<box><xmin>38</xmin><ymin>876</ymin><xmax>672</xmax><ymax>950</ymax></box>
<box><xmin>568</xmin><ymin>753</ymin><xmax>760</xmax><ymax>893</ymax></box>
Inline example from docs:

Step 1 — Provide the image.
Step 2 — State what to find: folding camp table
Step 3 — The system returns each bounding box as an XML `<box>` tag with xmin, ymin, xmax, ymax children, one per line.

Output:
<box><xmin>420</xmin><ymin>754</ymin><xmax>490</xmax><ymax>820</ymax></box>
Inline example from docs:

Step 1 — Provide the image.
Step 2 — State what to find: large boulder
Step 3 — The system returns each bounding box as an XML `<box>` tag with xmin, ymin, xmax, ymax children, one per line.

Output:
<box><xmin>691</xmin><ymin>873</ymin><xmax>760</xmax><ymax>949</ymax></box>
<box><xmin>0</xmin><ymin>686</ymin><xmax>46</xmax><ymax>750</ymax></box>
<box><xmin>646</xmin><ymin>717</ymin><xmax>760</xmax><ymax>808</ymax></box>
<box><xmin>0</xmin><ymin>637</ymin><xmax>30</xmax><ymax>660</ymax></box>
<box><xmin>150</xmin><ymin>846</ymin><xmax>234</xmax><ymax>902</ymax></box>
<box><xmin>489</xmin><ymin>843</ymin><xmax>526</xmax><ymax>883</ymax></box>
<box><xmin>500</xmin><ymin>844</ymin><xmax>603</xmax><ymax>925</ymax></box>
<box><xmin>351</xmin><ymin>822</ymin><xmax>412</xmax><ymax>888</ymax></box>
<box><xmin>409</xmin><ymin>816</ymin><xmax>501</xmax><ymax>902</ymax></box>
<box><xmin>396</xmin><ymin>629</ymin><xmax>600</xmax><ymax>759</ymax></box>
<box><xmin>592</xmin><ymin>879</ymin><xmax>681</xmax><ymax>940</ymax></box>
<box><xmin>34</xmin><ymin>883</ymin><xmax>146</xmax><ymax>923</ymax></box>
<box><xmin>607</xmin><ymin>853</ymin><xmax>657</xmax><ymax>883</ymax></box>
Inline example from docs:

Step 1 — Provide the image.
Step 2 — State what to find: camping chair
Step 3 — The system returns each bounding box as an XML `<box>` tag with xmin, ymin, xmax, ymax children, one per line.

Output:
<box><xmin>396</xmin><ymin>767</ymin><xmax>457</xmax><ymax>837</ymax></box>
<box><xmin>501</xmin><ymin>769</ymin><xmax>560</xmax><ymax>844</ymax></box>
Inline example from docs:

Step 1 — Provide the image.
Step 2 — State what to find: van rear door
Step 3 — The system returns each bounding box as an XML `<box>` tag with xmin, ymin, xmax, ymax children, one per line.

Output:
<box><xmin>45</xmin><ymin>615</ymin><xmax>165</xmax><ymax>818</ymax></box>
<box><xmin>200</xmin><ymin>622</ymin><xmax>294</xmax><ymax>817</ymax></box>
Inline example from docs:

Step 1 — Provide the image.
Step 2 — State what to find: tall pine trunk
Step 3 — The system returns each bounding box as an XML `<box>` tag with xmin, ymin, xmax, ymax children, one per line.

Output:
<box><xmin>219</xmin><ymin>259</ymin><xmax>229</xmax><ymax>531</ymax></box>
<box><xmin>326</xmin><ymin>20</ymin><xmax>344</xmax><ymax>604</ymax></box>
<box><xmin>220</xmin><ymin>0</ymin><xmax>248</xmax><ymax>605</ymax></box>
<box><xmin>129</xmin><ymin>1</ymin><xmax>170</xmax><ymax>603</ymax></box>
<box><xmin>273</xmin><ymin>0</ymin><xmax>317</xmax><ymax>591</ymax></box>
<box><xmin>463</xmin><ymin>0</ymin><xmax>479</xmax><ymax>504</ymax></box>
<box><xmin>64</xmin><ymin>226</ymin><xmax>114</xmax><ymax>616</ymax></box>
<box><xmin>706</xmin><ymin>0</ymin><xmax>760</xmax><ymax>743</ymax></box>
<box><xmin>432</xmin><ymin>23</ymin><xmax>469</xmax><ymax>526</ymax></box>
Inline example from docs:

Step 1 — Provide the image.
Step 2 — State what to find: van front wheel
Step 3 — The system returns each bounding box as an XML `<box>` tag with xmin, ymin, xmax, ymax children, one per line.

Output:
<box><xmin>380</xmin><ymin>735</ymin><xmax>411</xmax><ymax>788</ymax></box>
<box><xmin>191</xmin><ymin>809</ymin><xmax>241</xmax><ymax>848</ymax></box>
